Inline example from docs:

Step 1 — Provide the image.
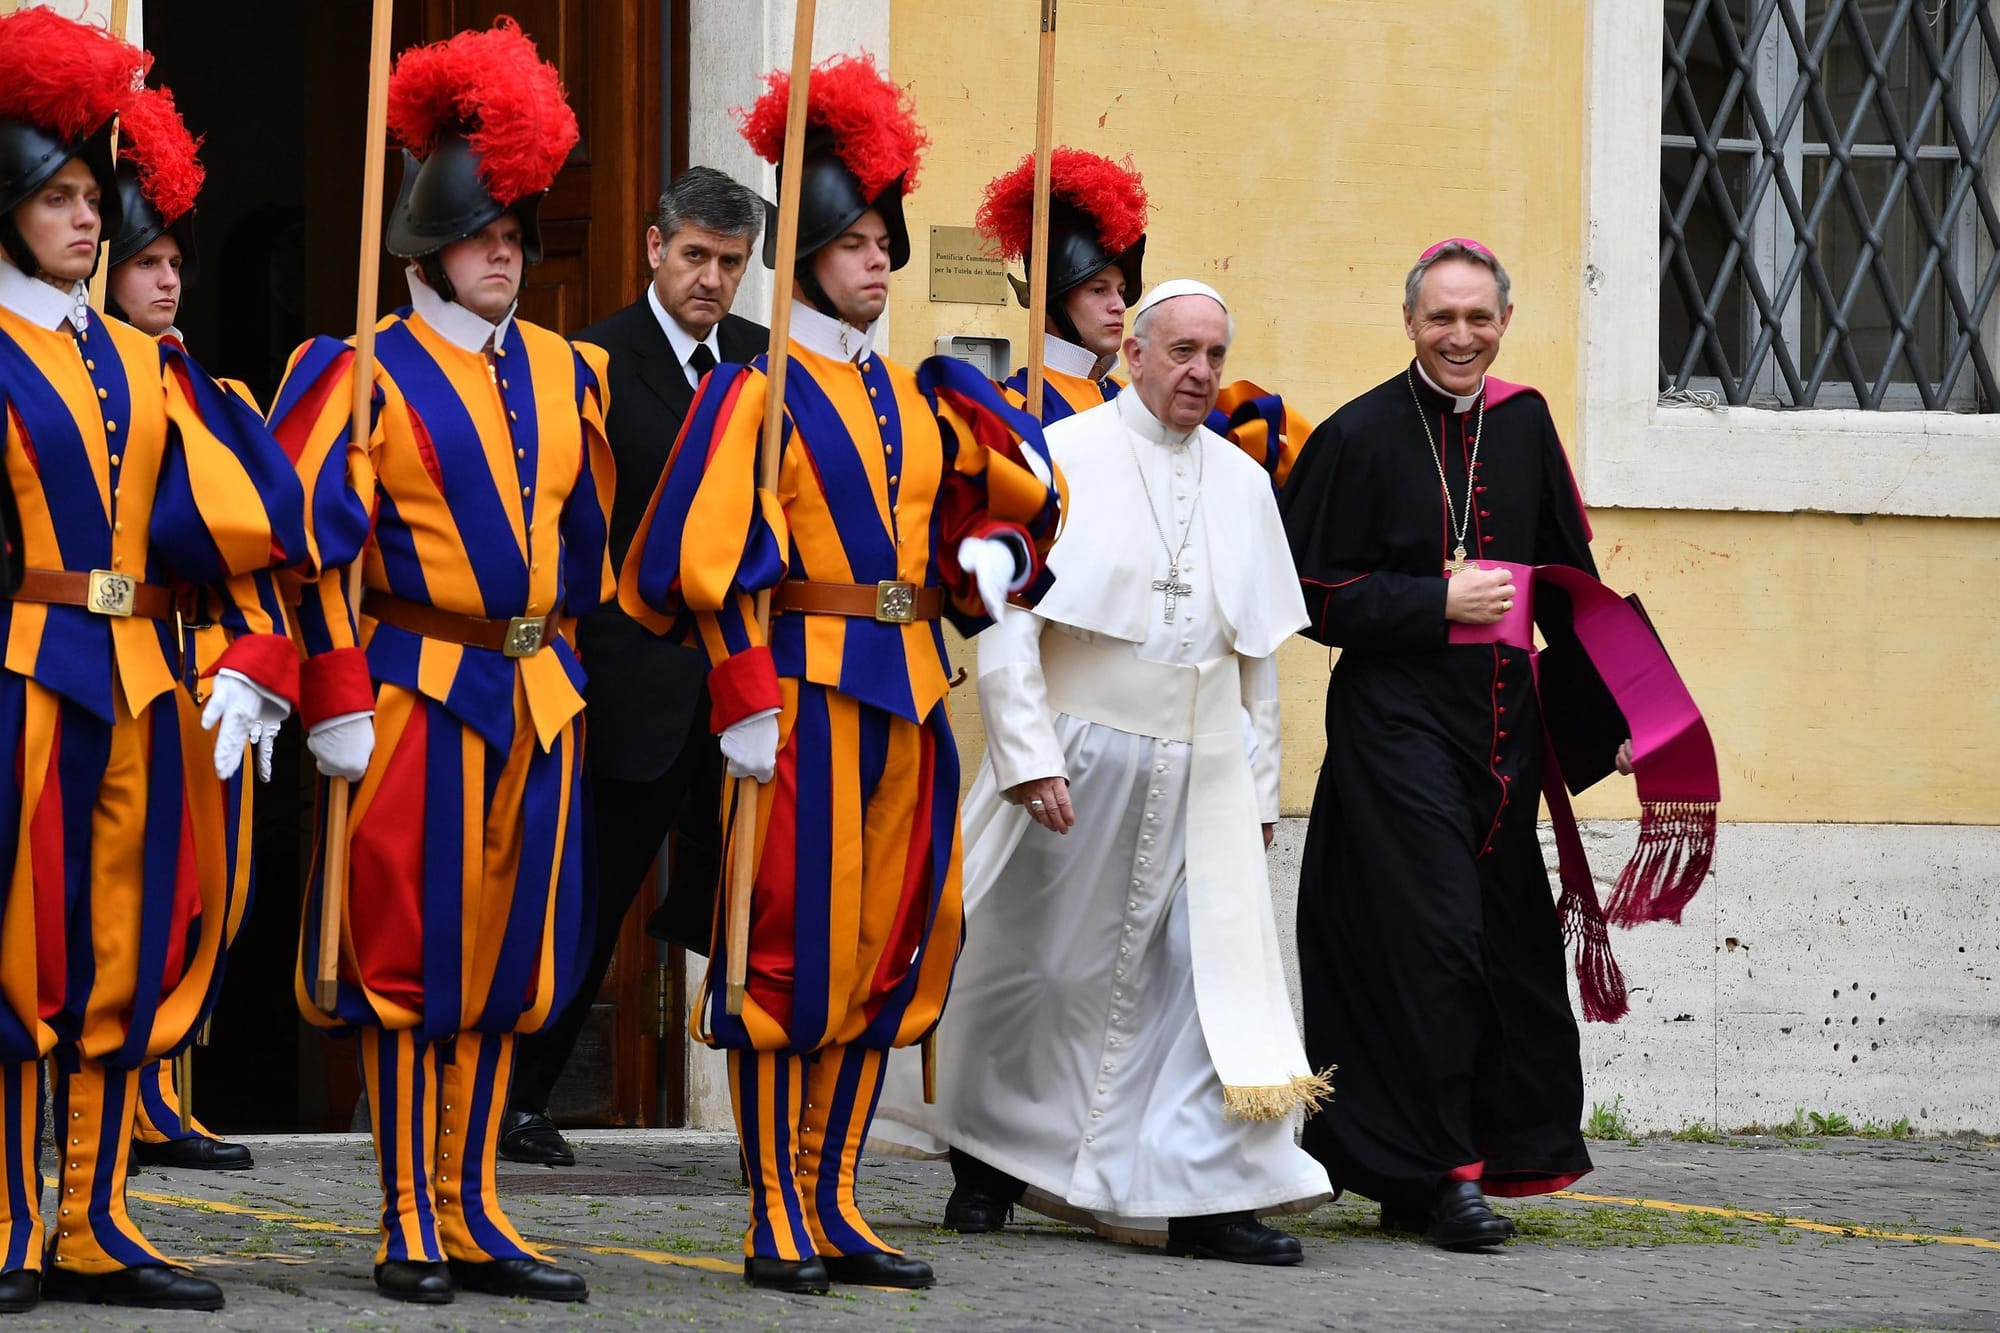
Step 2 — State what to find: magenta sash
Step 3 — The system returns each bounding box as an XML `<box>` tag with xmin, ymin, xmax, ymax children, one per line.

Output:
<box><xmin>1449</xmin><ymin>561</ymin><xmax>1720</xmax><ymax>1023</ymax></box>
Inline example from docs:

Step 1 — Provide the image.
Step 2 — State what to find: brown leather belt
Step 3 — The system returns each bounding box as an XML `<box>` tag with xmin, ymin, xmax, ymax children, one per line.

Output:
<box><xmin>774</xmin><ymin>579</ymin><xmax>943</xmax><ymax>624</ymax></box>
<box><xmin>11</xmin><ymin>568</ymin><xmax>177</xmax><ymax>620</ymax></box>
<box><xmin>363</xmin><ymin>590</ymin><xmax>552</xmax><ymax>658</ymax></box>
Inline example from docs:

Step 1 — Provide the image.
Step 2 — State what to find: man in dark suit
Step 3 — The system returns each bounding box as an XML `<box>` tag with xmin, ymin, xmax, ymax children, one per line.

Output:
<box><xmin>501</xmin><ymin>168</ymin><xmax>768</xmax><ymax>1164</ymax></box>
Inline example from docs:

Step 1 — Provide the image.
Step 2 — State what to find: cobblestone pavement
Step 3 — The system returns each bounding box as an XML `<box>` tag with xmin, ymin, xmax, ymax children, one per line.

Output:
<box><xmin>7</xmin><ymin>1131</ymin><xmax>1995</xmax><ymax>1330</ymax></box>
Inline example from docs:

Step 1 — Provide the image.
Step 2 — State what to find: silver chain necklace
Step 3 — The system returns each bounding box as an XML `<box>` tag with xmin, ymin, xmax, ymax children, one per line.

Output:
<box><xmin>1407</xmin><ymin>367</ymin><xmax>1485</xmax><ymax>574</ymax></box>
<box><xmin>1126</xmin><ymin>430</ymin><xmax>1204</xmax><ymax>623</ymax></box>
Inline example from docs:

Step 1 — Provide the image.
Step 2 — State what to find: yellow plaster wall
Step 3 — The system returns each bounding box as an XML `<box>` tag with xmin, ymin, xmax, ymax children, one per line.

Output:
<box><xmin>890</xmin><ymin>0</ymin><xmax>2000</xmax><ymax>826</ymax></box>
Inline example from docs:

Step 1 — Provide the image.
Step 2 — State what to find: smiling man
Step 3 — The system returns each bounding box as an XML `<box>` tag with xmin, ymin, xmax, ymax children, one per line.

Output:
<box><xmin>1277</xmin><ymin>238</ymin><xmax>1600</xmax><ymax>1252</ymax></box>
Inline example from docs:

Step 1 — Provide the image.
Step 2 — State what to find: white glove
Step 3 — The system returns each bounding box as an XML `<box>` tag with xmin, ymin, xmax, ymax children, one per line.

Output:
<box><xmin>958</xmin><ymin>536</ymin><xmax>1024</xmax><ymax>623</ymax></box>
<box><xmin>1241</xmin><ymin>705</ymin><xmax>1260</xmax><ymax>768</ymax></box>
<box><xmin>720</xmin><ymin>709</ymin><xmax>780</xmax><ymax>784</ymax></box>
<box><xmin>201</xmin><ymin>669</ymin><xmax>290</xmax><ymax>783</ymax></box>
<box><xmin>308</xmin><ymin>711</ymin><xmax>376</xmax><ymax>783</ymax></box>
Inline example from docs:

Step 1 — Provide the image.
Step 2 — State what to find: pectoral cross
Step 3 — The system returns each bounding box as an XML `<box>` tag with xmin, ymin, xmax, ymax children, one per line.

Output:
<box><xmin>1152</xmin><ymin>567</ymin><xmax>1193</xmax><ymax>623</ymax></box>
<box><xmin>1443</xmin><ymin>543</ymin><xmax>1474</xmax><ymax>576</ymax></box>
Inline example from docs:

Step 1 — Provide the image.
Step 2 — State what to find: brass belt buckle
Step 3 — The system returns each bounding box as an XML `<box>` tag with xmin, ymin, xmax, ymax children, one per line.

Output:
<box><xmin>87</xmin><ymin>568</ymin><xmax>137</xmax><ymax>617</ymax></box>
<box><xmin>874</xmin><ymin>580</ymin><xmax>917</xmax><ymax>624</ymax></box>
<box><xmin>503</xmin><ymin>615</ymin><xmax>546</xmax><ymax>658</ymax></box>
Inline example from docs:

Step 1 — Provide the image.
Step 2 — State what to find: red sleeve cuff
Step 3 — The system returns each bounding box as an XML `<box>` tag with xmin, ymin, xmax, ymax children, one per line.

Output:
<box><xmin>708</xmin><ymin>646</ymin><xmax>780</xmax><ymax>731</ymax></box>
<box><xmin>207</xmin><ymin>632</ymin><xmax>301</xmax><ymax>710</ymax></box>
<box><xmin>298</xmin><ymin>646</ymin><xmax>376</xmax><ymax>730</ymax></box>
<box><xmin>969</xmin><ymin>519</ymin><xmax>1038</xmax><ymax>589</ymax></box>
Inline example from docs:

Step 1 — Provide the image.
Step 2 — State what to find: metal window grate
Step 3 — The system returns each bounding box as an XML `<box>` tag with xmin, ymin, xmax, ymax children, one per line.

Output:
<box><xmin>1660</xmin><ymin>0</ymin><xmax>2000</xmax><ymax>409</ymax></box>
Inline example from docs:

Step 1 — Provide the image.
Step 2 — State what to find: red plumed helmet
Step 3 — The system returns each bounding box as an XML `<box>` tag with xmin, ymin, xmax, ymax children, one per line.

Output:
<box><xmin>388</xmin><ymin>16</ymin><xmax>578</xmax><ymax>207</ymax></box>
<box><xmin>977</xmin><ymin>148</ymin><xmax>1148</xmax><ymax>262</ymax></box>
<box><xmin>118</xmin><ymin>87</ymin><xmax>204</xmax><ymax>225</ymax></box>
<box><xmin>976</xmin><ymin>148</ymin><xmax>1149</xmax><ymax>309</ymax></box>
<box><xmin>737</xmin><ymin>52</ymin><xmax>927</xmax><ymax>199</ymax></box>
<box><xmin>0</xmin><ymin>7</ymin><xmax>148</xmax><ymax>143</ymax></box>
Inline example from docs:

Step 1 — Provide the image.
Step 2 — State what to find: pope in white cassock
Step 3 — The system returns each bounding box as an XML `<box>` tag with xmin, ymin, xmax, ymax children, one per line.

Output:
<box><xmin>870</xmin><ymin>280</ymin><xmax>1332</xmax><ymax>1266</ymax></box>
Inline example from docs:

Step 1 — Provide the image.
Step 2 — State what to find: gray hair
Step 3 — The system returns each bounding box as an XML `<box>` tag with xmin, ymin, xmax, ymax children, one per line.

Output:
<box><xmin>1131</xmin><ymin>296</ymin><xmax>1236</xmax><ymax>348</ymax></box>
<box><xmin>653</xmin><ymin>166</ymin><xmax>762</xmax><ymax>246</ymax></box>
<box><xmin>1403</xmin><ymin>240</ymin><xmax>1511</xmax><ymax>313</ymax></box>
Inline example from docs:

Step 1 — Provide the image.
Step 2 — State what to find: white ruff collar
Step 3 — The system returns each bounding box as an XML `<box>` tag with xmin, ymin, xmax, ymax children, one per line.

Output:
<box><xmin>787</xmin><ymin>298</ymin><xmax>880</xmax><ymax>363</ymax></box>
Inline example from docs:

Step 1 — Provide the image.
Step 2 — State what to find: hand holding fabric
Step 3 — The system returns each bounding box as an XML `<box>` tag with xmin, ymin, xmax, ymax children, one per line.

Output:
<box><xmin>201</xmin><ymin>669</ymin><xmax>291</xmax><ymax>782</ymax></box>
<box><xmin>1444</xmin><ymin>566</ymin><xmax>1515</xmax><ymax>625</ymax></box>
<box><xmin>308</xmin><ymin>711</ymin><xmax>376</xmax><ymax>783</ymax></box>
<box><xmin>958</xmin><ymin>536</ymin><xmax>1023</xmax><ymax>623</ymax></box>
<box><xmin>720</xmin><ymin>708</ymin><xmax>780</xmax><ymax>784</ymax></box>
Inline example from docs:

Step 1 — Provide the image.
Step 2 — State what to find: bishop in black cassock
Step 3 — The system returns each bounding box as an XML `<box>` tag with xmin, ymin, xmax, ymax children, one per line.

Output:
<box><xmin>1278</xmin><ymin>239</ymin><xmax>1597</xmax><ymax>1251</ymax></box>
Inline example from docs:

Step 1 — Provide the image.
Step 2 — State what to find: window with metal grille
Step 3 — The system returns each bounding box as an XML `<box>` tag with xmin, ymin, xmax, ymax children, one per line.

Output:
<box><xmin>1660</xmin><ymin>1</ymin><xmax>2000</xmax><ymax>410</ymax></box>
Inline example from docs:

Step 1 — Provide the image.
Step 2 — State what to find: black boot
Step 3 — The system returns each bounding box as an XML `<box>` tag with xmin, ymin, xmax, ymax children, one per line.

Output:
<box><xmin>448</xmin><ymin>1257</ymin><xmax>587</xmax><ymax>1302</ymax></box>
<box><xmin>743</xmin><ymin>1255</ymin><xmax>830</xmax><ymax>1294</ymax></box>
<box><xmin>1165</xmin><ymin>1211</ymin><xmax>1304</xmax><ymax>1266</ymax></box>
<box><xmin>822</xmin><ymin>1251</ymin><xmax>935</xmax><ymax>1289</ymax></box>
<box><xmin>0</xmin><ymin>1268</ymin><xmax>38</xmax><ymax>1314</ymax></box>
<box><xmin>374</xmin><ymin>1260</ymin><xmax>454</xmax><ymax>1304</ymax></box>
<box><xmin>130</xmin><ymin>1136</ymin><xmax>254</xmax><ymax>1170</ymax></box>
<box><xmin>943</xmin><ymin>1148</ymin><xmax>1022</xmax><ymax>1234</ymax></box>
<box><xmin>40</xmin><ymin>1263</ymin><xmax>224</xmax><ymax>1311</ymax></box>
<box><xmin>497</xmin><ymin>1110</ymin><xmax>575</xmax><ymax>1167</ymax></box>
<box><xmin>1428</xmin><ymin>1180</ymin><xmax>1513</xmax><ymax>1251</ymax></box>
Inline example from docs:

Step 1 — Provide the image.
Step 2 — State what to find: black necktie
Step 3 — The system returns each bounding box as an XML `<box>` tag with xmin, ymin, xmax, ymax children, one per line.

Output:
<box><xmin>687</xmin><ymin>343</ymin><xmax>717</xmax><ymax>387</ymax></box>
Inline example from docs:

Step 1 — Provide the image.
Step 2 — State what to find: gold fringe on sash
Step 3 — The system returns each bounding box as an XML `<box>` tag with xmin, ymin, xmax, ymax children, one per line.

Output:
<box><xmin>1222</xmin><ymin>1067</ymin><xmax>1337</xmax><ymax>1122</ymax></box>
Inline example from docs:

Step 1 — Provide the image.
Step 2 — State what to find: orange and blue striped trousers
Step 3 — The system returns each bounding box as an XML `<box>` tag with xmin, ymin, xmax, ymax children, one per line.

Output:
<box><xmin>295</xmin><ymin>681</ymin><xmax>591</xmax><ymax>1265</ymax></box>
<box><xmin>0</xmin><ymin>676</ymin><xmax>233</xmax><ymax>1277</ymax></box>
<box><xmin>707</xmin><ymin>680</ymin><xmax>963</xmax><ymax>1259</ymax></box>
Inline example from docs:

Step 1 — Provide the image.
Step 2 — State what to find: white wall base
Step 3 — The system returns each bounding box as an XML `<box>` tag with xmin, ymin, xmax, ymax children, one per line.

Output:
<box><xmin>688</xmin><ymin>820</ymin><xmax>1999</xmax><ymax>1135</ymax></box>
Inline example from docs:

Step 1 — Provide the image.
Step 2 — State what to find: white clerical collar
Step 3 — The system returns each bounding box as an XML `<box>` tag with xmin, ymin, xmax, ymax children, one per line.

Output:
<box><xmin>406</xmin><ymin>264</ymin><xmax>515</xmax><ymax>353</ymax></box>
<box><xmin>647</xmin><ymin>283</ymin><xmax>721</xmax><ymax>370</ymax></box>
<box><xmin>1414</xmin><ymin>358</ymin><xmax>1483</xmax><ymax>413</ymax></box>
<box><xmin>0</xmin><ymin>258</ymin><xmax>88</xmax><ymax>331</ymax></box>
<box><xmin>1115</xmin><ymin>380</ymin><xmax>1198</xmax><ymax>450</ymax></box>
<box><xmin>787</xmin><ymin>298</ymin><xmax>879</xmax><ymax>363</ymax></box>
<box><xmin>1042</xmin><ymin>332</ymin><xmax>1107</xmax><ymax>380</ymax></box>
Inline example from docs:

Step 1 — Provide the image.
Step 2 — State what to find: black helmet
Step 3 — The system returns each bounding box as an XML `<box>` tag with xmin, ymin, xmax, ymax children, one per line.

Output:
<box><xmin>0</xmin><ymin>116</ymin><xmax>122</xmax><ymax>275</ymax></box>
<box><xmin>761</xmin><ymin>132</ymin><xmax>910</xmax><ymax>272</ymax></box>
<box><xmin>107</xmin><ymin>160</ymin><xmax>198</xmax><ymax>285</ymax></box>
<box><xmin>1007</xmin><ymin>198</ymin><xmax>1145</xmax><ymax>310</ymax></box>
<box><xmin>386</xmin><ymin>138</ymin><xmax>546</xmax><ymax>264</ymax></box>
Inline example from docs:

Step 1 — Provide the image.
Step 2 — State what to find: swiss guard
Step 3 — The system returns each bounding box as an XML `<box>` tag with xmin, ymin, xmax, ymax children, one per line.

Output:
<box><xmin>267</xmin><ymin>20</ymin><xmax>610</xmax><ymax>1306</ymax></box>
<box><xmin>101</xmin><ymin>76</ymin><xmax>265</xmax><ymax>1176</ymax></box>
<box><xmin>979</xmin><ymin>147</ymin><xmax>1309</xmax><ymax>487</ymax></box>
<box><xmin>619</xmin><ymin>53</ymin><xmax>1060</xmax><ymax>1295</ymax></box>
<box><xmin>0</xmin><ymin>9</ymin><xmax>306</xmax><ymax>1314</ymax></box>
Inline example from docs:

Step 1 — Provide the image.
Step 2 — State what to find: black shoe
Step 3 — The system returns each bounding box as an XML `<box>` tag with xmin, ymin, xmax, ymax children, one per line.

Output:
<box><xmin>130</xmin><ymin>1136</ymin><xmax>255</xmax><ymax>1170</ymax></box>
<box><xmin>1165</xmin><ymin>1212</ymin><xmax>1304</xmax><ymax>1266</ymax></box>
<box><xmin>942</xmin><ymin>1184</ymin><xmax>1012</xmax><ymax>1234</ymax></box>
<box><xmin>448</xmin><ymin>1257</ymin><xmax>587</xmax><ymax>1302</ymax></box>
<box><xmin>743</xmin><ymin>1256</ymin><xmax>830</xmax><ymax>1294</ymax></box>
<box><xmin>0</xmin><ymin>1268</ymin><xmax>38</xmax><ymax>1314</ymax></box>
<box><xmin>822</xmin><ymin>1251</ymin><xmax>935</xmax><ymax>1289</ymax></box>
<box><xmin>1428</xmin><ymin>1180</ymin><xmax>1513</xmax><ymax>1251</ymax></box>
<box><xmin>497</xmin><ymin>1110</ymin><xmax>575</xmax><ymax>1167</ymax></box>
<box><xmin>374</xmin><ymin>1260</ymin><xmax>454</xmax><ymax>1304</ymax></box>
<box><xmin>41</xmin><ymin>1263</ymin><xmax>224</xmax><ymax>1311</ymax></box>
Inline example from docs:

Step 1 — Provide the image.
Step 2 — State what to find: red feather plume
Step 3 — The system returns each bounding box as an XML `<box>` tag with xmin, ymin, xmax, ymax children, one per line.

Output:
<box><xmin>0</xmin><ymin>7</ymin><xmax>149</xmax><ymax>143</ymax></box>
<box><xmin>387</xmin><ymin>17</ymin><xmax>578</xmax><ymax>206</ymax></box>
<box><xmin>119</xmin><ymin>87</ymin><xmax>204</xmax><ymax>224</ymax></box>
<box><xmin>976</xmin><ymin>148</ymin><xmax>1148</xmax><ymax>261</ymax></box>
<box><xmin>736</xmin><ymin>52</ymin><xmax>927</xmax><ymax>199</ymax></box>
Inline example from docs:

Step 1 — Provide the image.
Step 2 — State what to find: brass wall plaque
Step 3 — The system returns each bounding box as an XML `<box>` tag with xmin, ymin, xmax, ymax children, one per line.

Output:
<box><xmin>929</xmin><ymin>225</ymin><xmax>1010</xmax><ymax>305</ymax></box>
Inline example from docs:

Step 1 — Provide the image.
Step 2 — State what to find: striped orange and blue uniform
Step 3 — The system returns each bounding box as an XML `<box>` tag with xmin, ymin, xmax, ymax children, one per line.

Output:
<box><xmin>0</xmin><ymin>307</ymin><xmax>304</xmax><ymax>1279</ymax></box>
<box><xmin>621</xmin><ymin>346</ymin><xmax>1057</xmax><ymax>1262</ymax></box>
<box><xmin>268</xmin><ymin>307</ymin><xmax>613</xmax><ymax>1267</ymax></box>
<box><xmin>1007</xmin><ymin>364</ymin><xmax>1308</xmax><ymax>489</ymax></box>
<box><xmin>133</xmin><ymin>346</ymin><xmax>265</xmax><ymax>1150</ymax></box>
